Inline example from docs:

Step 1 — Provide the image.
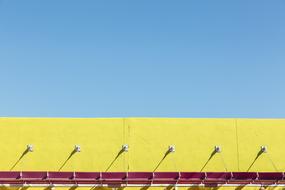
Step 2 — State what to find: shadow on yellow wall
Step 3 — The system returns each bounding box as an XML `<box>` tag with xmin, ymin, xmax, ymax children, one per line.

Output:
<box><xmin>0</xmin><ymin>118</ymin><xmax>285</xmax><ymax>172</ymax></box>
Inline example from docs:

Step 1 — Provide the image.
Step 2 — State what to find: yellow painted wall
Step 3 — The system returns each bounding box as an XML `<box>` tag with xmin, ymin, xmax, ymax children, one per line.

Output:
<box><xmin>0</xmin><ymin>117</ymin><xmax>284</xmax><ymax>190</ymax></box>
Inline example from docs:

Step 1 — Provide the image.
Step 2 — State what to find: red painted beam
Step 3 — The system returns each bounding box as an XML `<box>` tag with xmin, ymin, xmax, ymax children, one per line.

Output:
<box><xmin>0</xmin><ymin>172</ymin><xmax>283</xmax><ymax>186</ymax></box>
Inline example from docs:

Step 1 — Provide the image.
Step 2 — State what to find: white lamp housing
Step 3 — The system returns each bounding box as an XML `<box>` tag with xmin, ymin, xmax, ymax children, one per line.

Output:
<box><xmin>122</xmin><ymin>144</ymin><xmax>129</xmax><ymax>152</ymax></box>
<box><xmin>74</xmin><ymin>145</ymin><xmax>81</xmax><ymax>152</ymax></box>
<box><xmin>215</xmin><ymin>145</ymin><xmax>221</xmax><ymax>153</ymax></box>
<box><xmin>261</xmin><ymin>146</ymin><xmax>267</xmax><ymax>153</ymax></box>
<box><xmin>27</xmin><ymin>144</ymin><xmax>34</xmax><ymax>152</ymax></box>
<box><xmin>168</xmin><ymin>145</ymin><xmax>175</xmax><ymax>153</ymax></box>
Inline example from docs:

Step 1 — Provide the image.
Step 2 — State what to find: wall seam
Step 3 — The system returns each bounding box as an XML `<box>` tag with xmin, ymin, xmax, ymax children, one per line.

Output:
<box><xmin>235</xmin><ymin>119</ymin><xmax>240</xmax><ymax>171</ymax></box>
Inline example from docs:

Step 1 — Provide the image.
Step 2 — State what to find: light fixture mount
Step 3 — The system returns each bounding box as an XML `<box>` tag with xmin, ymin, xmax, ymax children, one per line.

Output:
<box><xmin>261</xmin><ymin>146</ymin><xmax>267</xmax><ymax>153</ymax></box>
<box><xmin>122</xmin><ymin>144</ymin><xmax>129</xmax><ymax>152</ymax></box>
<box><xmin>168</xmin><ymin>145</ymin><xmax>175</xmax><ymax>153</ymax></box>
<box><xmin>215</xmin><ymin>145</ymin><xmax>221</xmax><ymax>153</ymax></box>
<box><xmin>74</xmin><ymin>145</ymin><xmax>81</xmax><ymax>152</ymax></box>
<box><xmin>27</xmin><ymin>144</ymin><xmax>34</xmax><ymax>152</ymax></box>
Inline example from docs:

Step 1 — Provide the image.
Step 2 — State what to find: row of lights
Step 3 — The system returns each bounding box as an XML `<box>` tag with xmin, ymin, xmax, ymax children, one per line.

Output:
<box><xmin>25</xmin><ymin>144</ymin><xmax>268</xmax><ymax>154</ymax></box>
<box><xmin>26</xmin><ymin>145</ymin><xmax>82</xmax><ymax>152</ymax></box>
<box><xmin>25</xmin><ymin>144</ymin><xmax>171</xmax><ymax>153</ymax></box>
<box><xmin>213</xmin><ymin>145</ymin><xmax>268</xmax><ymax>153</ymax></box>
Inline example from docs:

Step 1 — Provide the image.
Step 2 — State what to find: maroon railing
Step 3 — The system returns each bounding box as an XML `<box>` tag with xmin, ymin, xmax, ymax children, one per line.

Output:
<box><xmin>0</xmin><ymin>172</ymin><xmax>284</xmax><ymax>186</ymax></box>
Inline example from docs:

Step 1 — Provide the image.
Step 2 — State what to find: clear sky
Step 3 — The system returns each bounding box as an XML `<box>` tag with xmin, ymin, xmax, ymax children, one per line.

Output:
<box><xmin>0</xmin><ymin>1</ymin><xmax>284</xmax><ymax>118</ymax></box>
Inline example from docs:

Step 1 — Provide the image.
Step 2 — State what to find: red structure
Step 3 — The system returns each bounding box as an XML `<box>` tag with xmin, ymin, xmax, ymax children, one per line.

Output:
<box><xmin>0</xmin><ymin>171</ymin><xmax>284</xmax><ymax>187</ymax></box>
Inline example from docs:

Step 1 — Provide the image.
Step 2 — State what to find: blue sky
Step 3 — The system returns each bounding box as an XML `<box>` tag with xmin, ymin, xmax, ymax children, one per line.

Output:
<box><xmin>0</xmin><ymin>1</ymin><xmax>284</xmax><ymax>118</ymax></box>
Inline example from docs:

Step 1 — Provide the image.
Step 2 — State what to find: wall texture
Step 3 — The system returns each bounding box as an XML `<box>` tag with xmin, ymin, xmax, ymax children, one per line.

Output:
<box><xmin>0</xmin><ymin>117</ymin><xmax>284</xmax><ymax>190</ymax></box>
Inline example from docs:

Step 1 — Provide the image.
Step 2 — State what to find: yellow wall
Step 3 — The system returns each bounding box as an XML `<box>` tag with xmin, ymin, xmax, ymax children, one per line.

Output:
<box><xmin>0</xmin><ymin>117</ymin><xmax>284</xmax><ymax>190</ymax></box>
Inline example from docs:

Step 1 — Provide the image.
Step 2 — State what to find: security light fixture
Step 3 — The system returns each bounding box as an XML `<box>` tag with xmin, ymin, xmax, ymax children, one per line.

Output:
<box><xmin>122</xmin><ymin>144</ymin><xmax>129</xmax><ymax>152</ymax></box>
<box><xmin>27</xmin><ymin>144</ymin><xmax>34</xmax><ymax>152</ymax></box>
<box><xmin>168</xmin><ymin>145</ymin><xmax>175</xmax><ymax>153</ymax></box>
<box><xmin>215</xmin><ymin>145</ymin><xmax>221</xmax><ymax>153</ymax></box>
<box><xmin>261</xmin><ymin>146</ymin><xmax>267</xmax><ymax>153</ymax></box>
<box><xmin>74</xmin><ymin>145</ymin><xmax>81</xmax><ymax>152</ymax></box>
